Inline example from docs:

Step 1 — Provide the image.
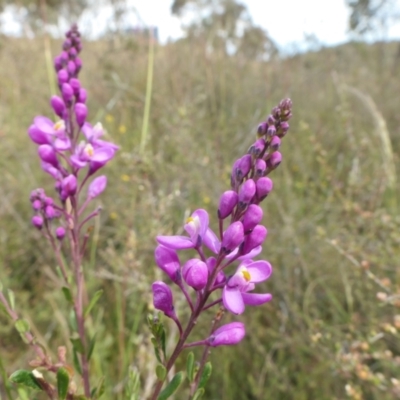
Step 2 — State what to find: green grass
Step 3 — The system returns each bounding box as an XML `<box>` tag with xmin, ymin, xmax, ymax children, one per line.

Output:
<box><xmin>0</xmin><ymin>34</ymin><xmax>400</xmax><ymax>399</ymax></box>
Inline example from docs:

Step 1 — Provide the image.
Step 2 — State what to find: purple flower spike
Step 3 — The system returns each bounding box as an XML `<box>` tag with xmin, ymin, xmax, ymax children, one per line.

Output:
<box><xmin>238</xmin><ymin>179</ymin><xmax>256</xmax><ymax>206</ymax></box>
<box><xmin>38</xmin><ymin>144</ymin><xmax>59</xmax><ymax>167</ymax></box>
<box><xmin>242</xmin><ymin>204</ymin><xmax>263</xmax><ymax>232</ymax></box>
<box><xmin>218</xmin><ymin>190</ymin><xmax>238</xmax><ymax>219</ymax></box>
<box><xmin>241</xmin><ymin>225</ymin><xmax>267</xmax><ymax>255</ymax></box>
<box><xmin>152</xmin><ymin>281</ymin><xmax>176</xmax><ymax>318</ymax></box>
<box><xmin>55</xmin><ymin>226</ymin><xmax>66</xmax><ymax>240</ymax></box>
<box><xmin>223</xmin><ymin>260</ymin><xmax>272</xmax><ymax>314</ymax></box>
<box><xmin>221</xmin><ymin>221</ymin><xmax>244</xmax><ymax>254</ymax></box>
<box><xmin>32</xmin><ymin>215</ymin><xmax>44</xmax><ymax>230</ymax></box>
<box><xmin>182</xmin><ymin>259</ymin><xmax>208</xmax><ymax>291</ymax></box>
<box><xmin>207</xmin><ymin>322</ymin><xmax>245</xmax><ymax>347</ymax></box>
<box><xmin>88</xmin><ymin>176</ymin><xmax>107</xmax><ymax>199</ymax></box>
<box><xmin>50</xmin><ymin>96</ymin><xmax>66</xmax><ymax>118</ymax></box>
<box><xmin>75</xmin><ymin>103</ymin><xmax>87</xmax><ymax>127</ymax></box>
<box><xmin>154</xmin><ymin>245</ymin><xmax>181</xmax><ymax>284</ymax></box>
<box><xmin>256</xmin><ymin>177</ymin><xmax>273</xmax><ymax>201</ymax></box>
<box><xmin>60</xmin><ymin>174</ymin><xmax>77</xmax><ymax>200</ymax></box>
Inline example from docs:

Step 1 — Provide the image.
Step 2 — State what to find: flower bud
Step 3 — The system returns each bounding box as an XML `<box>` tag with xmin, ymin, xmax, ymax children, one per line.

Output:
<box><xmin>54</xmin><ymin>55</ymin><xmax>63</xmax><ymax>71</ymax></box>
<box><xmin>267</xmin><ymin>152</ymin><xmax>282</xmax><ymax>169</ymax></box>
<box><xmin>74</xmin><ymin>103</ymin><xmax>87</xmax><ymax>127</ymax></box>
<box><xmin>61</xmin><ymin>83</ymin><xmax>74</xmax><ymax>103</ymax></box>
<box><xmin>256</xmin><ymin>177</ymin><xmax>273</xmax><ymax>201</ymax></box>
<box><xmin>152</xmin><ymin>281</ymin><xmax>175</xmax><ymax>318</ymax></box>
<box><xmin>67</xmin><ymin>60</ymin><xmax>76</xmax><ymax>75</ymax></box>
<box><xmin>88</xmin><ymin>175</ymin><xmax>107</xmax><ymax>199</ymax></box>
<box><xmin>255</xmin><ymin>159</ymin><xmax>266</xmax><ymax>177</ymax></box>
<box><xmin>257</xmin><ymin>122</ymin><xmax>268</xmax><ymax>136</ymax></box>
<box><xmin>270</xmin><ymin>136</ymin><xmax>281</xmax><ymax>151</ymax></box>
<box><xmin>218</xmin><ymin>190</ymin><xmax>238</xmax><ymax>219</ymax></box>
<box><xmin>278</xmin><ymin>121</ymin><xmax>290</xmax><ymax>137</ymax></box>
<box><xmin>60</xmin><ymin>174</ymin><xmax>77</xmax><ymax>200</ymax></box>
<box><xmin>57</xmin><ymin>69</ymin><xmax>69</xmax><ymax>85</ymax></box>
<box><xmin>38</xmin><ymin>145</ymin><xmax>59</xmax><ymax>167</ymax></box>
<box><xmin>74</xmin><ymin>57</ymin><xmax>82</xmax><ymax>73</ymax></box>
<box><xmin>242</xmin><ymin>204</ymin><xmax>263</xmax><ymax>232</ymax></box>
<box><xmin>45</xmin><ymin>205</ymin><xmax>57</xmax><ymax>219</ymax></box>
<box><xmin>32</xmin><ymin>215</ymin><xmax>44</xmax><ymax>230</ymax></box>
<box><xmin>206</xmin><ymin>322</ymin><xmax>245</xmax><ymax>347</ymax></box>
<box><xmin>267</xmin><ymin>124</ymin><xmax>276</xmax><ymax>137</ymax></box>
<box><xmin>238</xmin><ymin>179</ymin><xmax>256</xmax><ymax>206</ymax></box>
<box><xmin>221</xmin><ymin>221</ymin><xmax>244</xmax><ymax>254</ymax></box>
<box><xmin>154</xmin><ymin>245</ymin><xmax>181</xmax><ymax>283</ymax></box>
<box><xmin>69</xmin><ymin>78</ymin><xmax>80</xmax><ymax>94</ymax></box>
<box><xmin>78</xmin><ymin>88</ymin><xmax>87</xmax><ymax>103</ymax></box>
<box><xmin>241</xmin><ymin>225</ymin><xmax>267</xmax><ymax>255</ymax></box>
<box><xmin>55</xmin><ymin>227</ymin><xmax>66</xmax><ymax>240</ymax></box>
<box><xmin>32</xmin><ymin>199</ymin><xmax>42</xmax><ymax>211</ymax></box>
<box><xmin>51</xmin><ymin>96</ymin><xmax>66</xmax><ymax>118</ymax></box>
<box><xmin>248</xmin><ymin>138</ymin><xmax>265</xmax><ymax>158</ymax></box>
<box><xmin>182</xmin><ymin>259</ymin><xmax>208</xmax><ymax>291</ymax></box>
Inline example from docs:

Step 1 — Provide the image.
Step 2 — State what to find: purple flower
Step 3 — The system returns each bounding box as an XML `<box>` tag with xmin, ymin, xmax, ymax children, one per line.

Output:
<box><xmin>152</xmin><ymin>281</ymin><xmax>176</xmax><ymax>319</ymax></box>
<box><xmin>182</xmin><ymin>259</ymin><xmax>208</xmax><ymax>291</ymax></box>
<box><xmin>218</xmin><ymin>190</ymin><xmax>238</xmax><ymax>219</ymax></box>
<box><xmin>222</xmin><ymin>260</ymin><xmax>272</xmax><ymax>315</ymax></box>
<box><xmin>154</xmin><ymin>245</ymin><xmax>181</xmax><ymax>283</ymax></box>
<box><xmin>238</xmin><ymin>179</ymin><xmax>256</xmax><ymax>206</ymax></box>
<box><xmin>55</xmin><ymin>226</ymin><xmax>66</xmax><ymax>240</ymax></box>
<box><xmin>28</xmin><ymin>116</ymin><xmax>70</xmax><ymax>150</ymax></box>
<box><xmin>206</xmin><ymin>322</ymin><xmax>245</xmax><ymax>347</ymax></box>
<box><xmin>241</xmin><ymin>225</ymin><xmax>268</xmax><ymax>255</ymax></box>
<box><xmin>256</xmin><ymin>177</ymin><xmax>273</xmax><ymax>201</ymax></box>
<box><xmin>60</xmin><ymin>174</ymin><xmax>77</xmax><ymax>201</ymax></box>
<box><xmin>221</xmin><ymin>221</ymin><xmax>244</xmax><ymax>254</ymax></box>
<box><xmin>74</xmin><ymin>103</ymin><xmax>87</xmax><ymax>127</ymax></box>
<box><xmin>242</xmin><ymin>204</ymin><xmax>263</xmax><ymax>232</ymax></box>
<box><xmin>88</xmin><ymin>176</ymin><xmax>107</xmax><ymax>199</ymax></box>
<box><xmin>157</xmin><ymin>209</ymin><xmax>210</xmax><ymax>250</ymax></box>
<box><xmin>32</xmin><ymin>215</ymin><xmax>44</xmax><ymax>229</ymax></box>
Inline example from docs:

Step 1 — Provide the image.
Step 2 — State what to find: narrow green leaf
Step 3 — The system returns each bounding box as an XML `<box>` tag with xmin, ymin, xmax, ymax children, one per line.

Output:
<box><xmin>91</xmin><ymin>377</ymin><xmax>105</xmax><ymax>399</ymax></box>
<box><xmin>87</xmin><ymin>333</ymin><xmax>97</xmax><ymax>361</ymax></box>
<box><xmin>70</xmin><ymin>336</ymin><xmax>84</xmax><ymax>354</ymax></box>
<box><xmin>160</xmin><ymin>328</ymin><xmax>166</xmax><ymax>359</ymax></box>
<box><xmin>158</xmin><ymin>371</ymin><xmax>184</xmax><ymax>400</ymax></box>
<box><xmin>61</xmin><ymin>287</ymin><xmax>73</xmax><ymax>304</ymax></box>
<box><xmin>7</xmin><ymin>289</ymin><xmax>15</xmax><ymax>310</ymax></box>
<box><xmin>84</xmin><ymin>289</ymin><xmax>103</xmax><ymax>318</ymax></box>
<box><xmin>155</xmin><ymin>364</ymin><xmax>167</xmax><ymax>381</ymax></box>
<box><xmin>56</xmin><ymin>367</ymin><xmax>70</xmax><ymax>400</ymax></box>
<box><xmin>198</xmin><ymin>362</ymin><xmax>212</xmax><ymax>390</ymax></box>
<box><xmin>72</xmin><ymin>350</ymin><xmax>82</xmax><ymax>376</ymax></box>
<box><xmin>192</xmin><ymin>388</ymin><xmax>205</xmax><ymax>400</ymax></box>
<box><xmin>151</xmin><ymin>337</ymin><xmax>162</xmax><ymax>363</ymax></box>
<box><xmin>186</xmin><ymin>352</ymin><xmax>195</xmax><ymax>383</ymax></box>
<box><xmin>9</xmin><ymin>370</ymin><xmax>42</xmax><ymax>390</ymax></box>
<box><xmin>15</xmin><ymin>319</ymin><xmax>30</xmax><ymax>334</ymax></box>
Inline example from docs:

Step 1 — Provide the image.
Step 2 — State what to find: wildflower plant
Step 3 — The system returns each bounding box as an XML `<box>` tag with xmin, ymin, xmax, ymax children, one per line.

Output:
<box><xmin>0</xmin><ymin>23</ymin><xmax>292</xmax><ymax>400</ymax></box>
<box><xmin>149</xmin><ymin>99</ymin><xmax>292</xmax><ymax>398</ymax></box>
<box><xmin>0</xmin><ymin>25</ymin><xmax>117</xmax><ymax>399</ymax></box>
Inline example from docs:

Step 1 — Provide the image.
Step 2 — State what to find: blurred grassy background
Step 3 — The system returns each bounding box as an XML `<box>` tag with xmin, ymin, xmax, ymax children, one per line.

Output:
<box><xmin>0</xmin><ymin>32</ymin><xmax>400</xmax><ymax>399</ymax></box>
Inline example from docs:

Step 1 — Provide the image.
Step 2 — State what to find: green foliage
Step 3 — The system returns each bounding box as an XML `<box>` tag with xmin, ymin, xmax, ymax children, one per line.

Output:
<box><xmin>9</xmin><ymin>370</ymin><xmax>42</xmax><ymax>390</ymax></box>
<box><xmin>158</xmin><ymin>371</ymin><xmax>184</xmax><ymax>400</ymax></box>
<box><xmin>56</xmin><ymin>367</ymin><xmax>69</xmax><ymax>400</ymax></box>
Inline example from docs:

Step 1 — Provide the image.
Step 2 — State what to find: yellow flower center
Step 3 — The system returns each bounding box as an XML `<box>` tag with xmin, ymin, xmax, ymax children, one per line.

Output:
<box><xmin>241</xmin><ymin>269</ymin><xmax>251</xmax><ymax>282</ymax></box>
<box><xmin>84</xmin><ymin>143</ymin><xmax>94</xmax><ymax>158</ymax></box>
<box><xmin>53</xmin><ymin>120</ymin><xmax>65</xmax><ymax>131</ymax></box>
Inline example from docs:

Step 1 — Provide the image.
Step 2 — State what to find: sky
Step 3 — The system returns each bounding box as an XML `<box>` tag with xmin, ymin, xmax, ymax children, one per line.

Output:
<box><xmin>2</xmin><ymin>0</ymin><xmax>400</xmax><ymax>52</ymax></box>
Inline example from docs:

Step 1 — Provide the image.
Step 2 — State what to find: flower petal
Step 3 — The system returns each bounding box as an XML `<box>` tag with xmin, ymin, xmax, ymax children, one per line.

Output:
<box><xmin>157</xmin><ymin>235</ymin><xmax>194</xmax><ymax>250</ymax></box>
<box><xmin>242</xmin><ymin>292</ymin><xmax>272</xmax><ymax>306</ymax></box>
<box><xmin>34</xmin><ymin>116</ymin><xmax>55</xmax><ymax>134</ymax></box>
<box><xmin>193</xmin><ymin>209</ymin><xmax>209</xmax><ymax>238</ymax></box>
<box><xmin>246</xmin><ymin>260</ymin><xmax>272</xmax><ymax>282</ymax></box>
<box><xmin>223</xmin><ymin>286</ymin><xmax>245</xmax><ymax>315</ymax></box>
<box><xmin>203</xmin><ymin>227</ymin><xmax>221</xmax><ymax>253</ymax></box>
